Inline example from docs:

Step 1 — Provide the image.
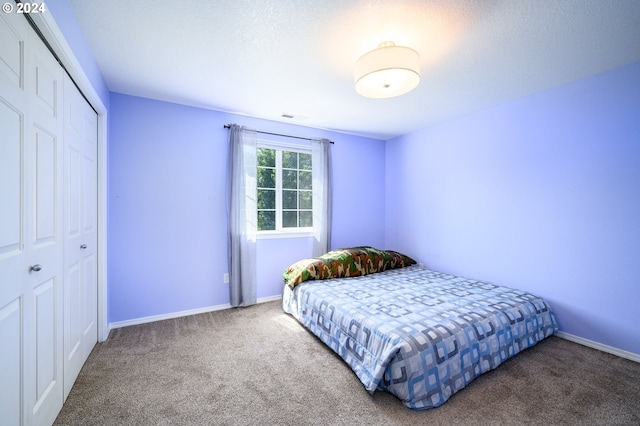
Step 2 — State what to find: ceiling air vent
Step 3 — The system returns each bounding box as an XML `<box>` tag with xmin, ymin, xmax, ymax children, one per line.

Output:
<box><xmin>281</xmin><ymin>113</ymin><xmax>307</xmax><ymax>121</ymax></box>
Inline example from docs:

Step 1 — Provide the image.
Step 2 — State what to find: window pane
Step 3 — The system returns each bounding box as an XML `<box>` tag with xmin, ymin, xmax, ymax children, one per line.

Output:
<box><xmin>258</xmin><ymin>210</ymin><xmax>275</xmax><ymax>231</ymax></box>
<box><xmin>282</xmin><ymin>170</ymin><xmax>297</xmax><ymax>189</ymax></box>
<box><xmin>299</xmin><ymin>191</ymin><xmax>312</xmax><ymax>209</ymax></box>
<box><xmin>299</xmin><ymin>153</ymin><xmax>312</xmax><ymax>170</ymax></box>
<box><xmin>257</xmin><ymin>189</ymin><xmax>275</xmax><ymax>209</ymax></box>
<box><xmin>299</xmin><ymin>171</ymin><xmax>312</xmax><ymax>190</ymax></box>
<box><xmin>256</xmin><ymin>146</ymin><xmax>315</xmax><ymax>232</ymax></box>
<box><xmin>257</xmin><ymin>167</ymin><xmax>275</xmax><ymax>188</ymax></box>
<box><xmin>282</xmin><ymin>151</ymin><xmax>297</xmax><ymax>169</ymax></box>
<box><xmin>283</xmin><ymin>211</ymin><xmax>297</xmax><ymax>228</ymax></box>
<box><xmin>257</xmin><ymin>148</ymin><xmax>275</xmax><ymax>167</ymax></box>
<box><xmin>299</xmin><ymin>211</ymin><xmax>312</xmax><ymax>227</ymax></box>
<box><xmin>283</xmin><ymin>190</ymin><xmax>297</xmax><ymax>209</ymax></box>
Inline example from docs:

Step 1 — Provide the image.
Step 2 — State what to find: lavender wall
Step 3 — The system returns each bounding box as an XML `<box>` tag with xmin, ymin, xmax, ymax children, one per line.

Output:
<box><xmin>46</xmin><ymin>0</ymin><xmax>110</xmax><ymax>108</ymax></box>
<box><xmin>108</xmin><ymin>93</ymin><xmax>385</xmax><ymax>323</ymax></box>
<box><xmin>385</xmin><ymin>62</ymin><xmax>640</xmax><ymax>356</ymax></box>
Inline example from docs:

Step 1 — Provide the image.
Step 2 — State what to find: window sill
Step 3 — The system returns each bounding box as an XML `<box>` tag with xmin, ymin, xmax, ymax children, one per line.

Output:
<box><xmin>256</xmin><ymin>230</ymin><xmax>313</xmax><ymax>240</ymax></box>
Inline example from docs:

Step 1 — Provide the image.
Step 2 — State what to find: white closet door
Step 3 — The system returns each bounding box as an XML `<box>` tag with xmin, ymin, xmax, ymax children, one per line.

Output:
<box><xmin>0</xmin><ymin>11</ymin><xmax>65</xmax><ymax>426</ymax></box>
<box><xmin>26</xmin><ymin>26</ymin><xmax>66</xmax><ymax>426</ymax></box>
<box><xmin>0</xmin><ymin>12</ymin><xmax>30</xmax><ymax>426</ymax></box>
<box><xmin>63</xmin><ymin>73</ymin><xmax>98</xmax><ymax>399</ymax></box>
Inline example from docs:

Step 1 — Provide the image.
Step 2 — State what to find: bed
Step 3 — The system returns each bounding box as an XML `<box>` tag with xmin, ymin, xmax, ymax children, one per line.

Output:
<box><xmin>281</xmin><ymin>247</ymin><xmax>558</xmax><ymax>410</ymax></box>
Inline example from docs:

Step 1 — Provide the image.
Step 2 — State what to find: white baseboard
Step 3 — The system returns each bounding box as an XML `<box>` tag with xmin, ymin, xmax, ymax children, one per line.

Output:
<box><xmin>108</xmin><ymin>302</ymin><xmax>640</xmax><ymax>365</ymax></box>
<box><xmin>108</xmin><ymin>295</ymin><xmax>282</xmax><ymax>332</ymax></box>
<box><xmin>555</xmin><ymin>331</ymin><xmax>640</xmax><ymax>363</ymax></box>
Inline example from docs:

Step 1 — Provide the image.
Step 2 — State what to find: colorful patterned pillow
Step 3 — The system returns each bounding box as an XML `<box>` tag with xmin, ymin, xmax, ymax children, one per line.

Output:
<box><xmin>283</xmin><ymin>246</ymin><xmax>416</xmax><ymax>288</ymax></box>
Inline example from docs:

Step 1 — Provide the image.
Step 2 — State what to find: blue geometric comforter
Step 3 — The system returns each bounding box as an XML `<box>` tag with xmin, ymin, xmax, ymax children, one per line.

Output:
<box><xmin>282</xmin><ymin>265</ymin><xmax>558</xmax><ymax>409</ymax></box>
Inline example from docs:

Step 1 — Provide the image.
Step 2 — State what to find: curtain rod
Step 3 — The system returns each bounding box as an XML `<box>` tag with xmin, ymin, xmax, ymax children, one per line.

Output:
<box><xmin>224</xmin><ymin>124</ymin><xmax>334</xmax><ymax>144</ymax></box>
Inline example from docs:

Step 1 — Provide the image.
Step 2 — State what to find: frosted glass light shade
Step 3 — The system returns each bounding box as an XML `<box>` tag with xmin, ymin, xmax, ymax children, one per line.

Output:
<box><xmin>354</xmin><ymin>42</ymin><xmax>421</xmax><ymax>99</ymax></box>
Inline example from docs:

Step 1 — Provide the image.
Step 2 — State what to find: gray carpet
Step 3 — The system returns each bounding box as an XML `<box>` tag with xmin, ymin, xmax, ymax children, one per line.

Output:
<box><xmin>55</xmin><ymin>301</ymin><xmax>640</xmax><ymax>425</ymax></box>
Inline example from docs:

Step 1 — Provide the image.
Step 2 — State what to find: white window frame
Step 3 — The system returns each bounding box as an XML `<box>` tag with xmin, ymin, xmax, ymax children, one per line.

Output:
<box><xmin>256</xmin><ymin>140</ymin><xmax>314</xmax><ymax>239</ymax></box>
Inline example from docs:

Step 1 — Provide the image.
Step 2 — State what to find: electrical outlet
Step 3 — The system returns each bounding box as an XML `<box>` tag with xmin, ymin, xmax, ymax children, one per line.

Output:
<box><xmin>418</xmin><ymin>262</ymin><xmax>424</xmax><ymax>269</ymax></box>
<box><xmin>223</xmin><ymin>273</ymin><xmax>229</xmax><ymax>283</ymax></box>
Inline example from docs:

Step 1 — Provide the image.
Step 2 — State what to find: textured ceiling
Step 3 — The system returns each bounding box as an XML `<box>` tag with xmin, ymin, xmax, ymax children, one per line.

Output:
<box><xmin>68</xmin><ymin>0</ymin><xmax>640</xmax><ymax>140</ymax></box>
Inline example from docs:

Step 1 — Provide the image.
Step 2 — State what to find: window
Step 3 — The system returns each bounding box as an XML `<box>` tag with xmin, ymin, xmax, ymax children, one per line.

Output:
<box><xmin>257</xmin><ymin>145</ymin><xmax>313</xmax><ymax>232</ymax></box>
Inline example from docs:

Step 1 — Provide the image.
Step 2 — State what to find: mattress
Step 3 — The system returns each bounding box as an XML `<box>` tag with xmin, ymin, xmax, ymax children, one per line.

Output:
<box><xmin>282</xmin><ymin>265</ymin><xmax>558</xmax><ymax>409</ymax></box>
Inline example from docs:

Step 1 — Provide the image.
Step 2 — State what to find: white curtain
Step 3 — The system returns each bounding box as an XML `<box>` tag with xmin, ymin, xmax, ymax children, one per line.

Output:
<box><xmin>312</xmin><ymin>138</ymin><xmax>332</xmax><ymax>257</ymax></box>
<box><xmin>226</xmin><ymin>124</ymin><xmax>257</xmax><ymax>307</ymax></box>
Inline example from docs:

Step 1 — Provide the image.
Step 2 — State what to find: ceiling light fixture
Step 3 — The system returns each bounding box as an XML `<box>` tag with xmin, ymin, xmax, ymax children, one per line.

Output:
<box><xmin>354</xmin><ymin>41</ymin><xmax>421</xmax><ymax>99</ymax></box>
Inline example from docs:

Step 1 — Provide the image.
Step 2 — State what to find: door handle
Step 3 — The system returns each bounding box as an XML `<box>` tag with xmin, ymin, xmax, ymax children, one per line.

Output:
<box><xmin>80</xmin><ymin>244</ymin><xmax>87</xmax><ymax>249</ymax></box>
<box><xmin>30</xmin><ymin>264</ymin><xmax>42</xmax><ymax>272</ymax></box>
